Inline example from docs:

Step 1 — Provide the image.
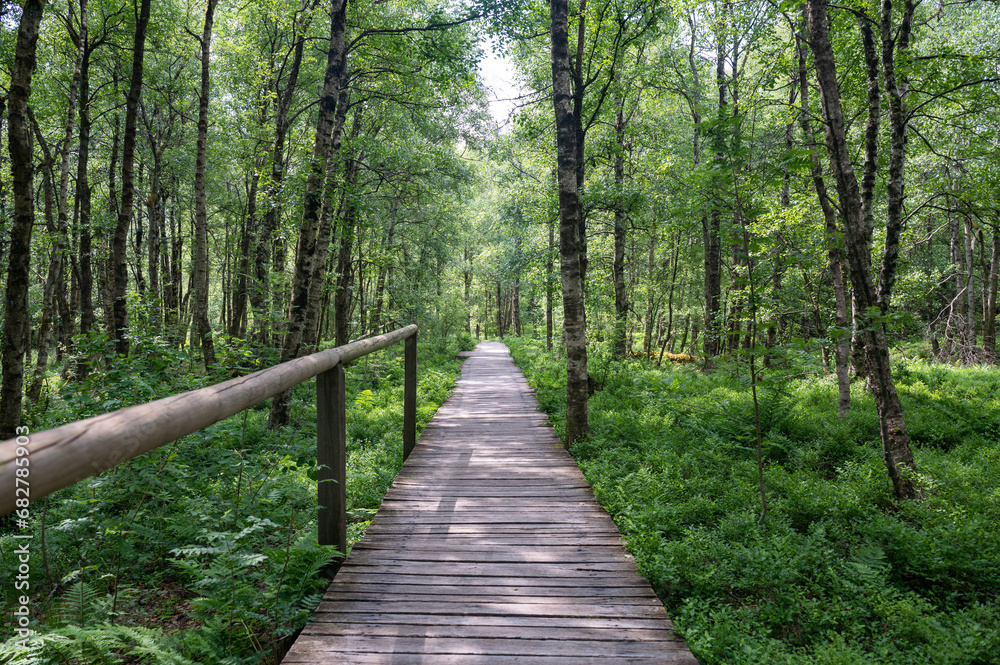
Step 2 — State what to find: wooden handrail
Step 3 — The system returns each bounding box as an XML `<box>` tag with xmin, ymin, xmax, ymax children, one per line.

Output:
<box><xmin>0</xmin><ymin>324</ymin><xmax>418</xmax><ymax>562</ymax></box>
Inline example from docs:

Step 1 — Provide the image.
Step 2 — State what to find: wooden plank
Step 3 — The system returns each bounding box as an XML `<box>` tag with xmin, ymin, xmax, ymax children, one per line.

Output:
<box><xmin>323</xmin><ymin>583</ymin><xmax>657</xmax><ymax>598</ymax></box>
<box><xmin>284</xmin><ymin>654</ymin><xmax>691</xmax><ymax>664</ymax></box>
<box><xmin>345</xmin><ymin>550</ymin><xmax>635</xmax><ymax>564</ymax></box>
<box><xmin>319</xmin><ymin>592</ymin><xmax>663</xmax><ymax>606</ymax></box>
<box><xmin>286</xmin><ymin>636</ymin><xmax>692</xmax><ymax>658</ymax></box>
<box><xmin>300</xmin><ymin>622</ymin><xmax>675</xmax><ymax>641</ymax></box>
<box><xmin>311</xmin><ymin>600</ymin><xmax>670</xmax><ymax>619</ymax></box>
<box><xmin>329</xmin><ymin>572</ymin><xmax>656</xmax><ymax>588</ymax></box>
<box><xmin>353</xmin><ymin>538</ymin><xmax>628</xmax><ymax>548</ymax></box>
<box><xmin>303</xmin><ymin>612</ymin><xmax>673</xmax><ymax>630</ymax></box>
<box><xmin>282</xmin><ymin>341</ymin><xmax>698</xmax><ymax>664</ymax></box>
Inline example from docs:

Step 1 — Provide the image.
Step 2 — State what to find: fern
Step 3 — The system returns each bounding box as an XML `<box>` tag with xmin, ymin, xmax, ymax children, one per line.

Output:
<box><xmin>0</xmin><ymin>624</ymin><xmax>196</xmax><ymax>665</ymax></box>
<box><xmin>56</xmin><ymin>581</ymin><xmax>105</xmax><ymax>626</ymax></box>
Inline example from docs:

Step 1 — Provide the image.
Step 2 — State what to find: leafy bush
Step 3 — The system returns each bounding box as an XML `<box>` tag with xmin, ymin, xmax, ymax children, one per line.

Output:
<box><xmin>455</xmin><ymin>331</ymin><xmax>477</xmax><ymax>352</ymax></box>
<box><xmin>507</xmin><ymin>338</ymin><xmax>1000</xmax><ymax>665</ymax></box>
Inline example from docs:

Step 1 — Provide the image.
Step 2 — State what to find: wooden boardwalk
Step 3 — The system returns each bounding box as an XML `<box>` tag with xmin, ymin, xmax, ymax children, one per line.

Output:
<box><xmin>282</xmin><ymin>342</ymin><xmax>697</xmax><ymax>664</ymax></box>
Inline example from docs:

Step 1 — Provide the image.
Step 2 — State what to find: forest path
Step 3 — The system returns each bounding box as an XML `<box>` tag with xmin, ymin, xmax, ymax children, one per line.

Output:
<box><xmin>281</xmin><ymin>341</ymin><xmax>698</xmax><ymax>664</ymax></box>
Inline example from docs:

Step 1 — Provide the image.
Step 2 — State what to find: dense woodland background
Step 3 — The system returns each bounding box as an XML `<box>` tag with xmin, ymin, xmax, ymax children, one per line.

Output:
<box><xmin>1</xmin><ymin>0</ymin><xmax>999</xmax><ymax>663</ymax></box>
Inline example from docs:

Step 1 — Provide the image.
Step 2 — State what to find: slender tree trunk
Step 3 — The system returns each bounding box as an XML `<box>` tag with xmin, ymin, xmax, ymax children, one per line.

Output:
<box><xmin>268</xmin><ymin>0</ymin><xmax>350</xmax><ymax>428</ymax></box>
<box><xmin>229</xmin><ymin>169</ymin><xmax>257</xmax><ymax>338</ymax></box>
<box><xmin>146</xmin><ymin>159</ymin><xmax>162</xmax><ymax>315</ymax></box>
<box><xmin>495</xmin><ymin>282</ymin><xmax>503</xmax><ymax>337</ymax></box>
<box><xmin>807</xmin><ymin>0</ymin><xmax>918</xmax><ymax>500</ymax></box>
<box><xmin>77</xmin><ymin>35</ymin><xmax>95</xmax><ymax>378</ymax></box>
<box><xmin>679</xmin><ymin>315</ymin><xmax>691</xmax><ymax>355</ymax></box>
<box><xmin>464</xmin><ymin>245</ymin><xmax>472</xmax><ymax>333</ymax></box>
<box><xmin>512</xmin><ymin>277</ymin><xmax>522</xmax><ymax>336</ymax></box>
<box><xmin>370</xmin><ymin>214</ymin><xmax>396</xmax><ymax>338</ymax></box>
<box><xmin>643</xmin><ymin>236</ymin><xmax>656</xmax><ymax>356</ymax></box>
<box><xmin>102</xmin><ymin>114</ymin><xmax>120</xmax><ymax>339</ymax></box>
<box><xmin>0</xmin><ymin>0</ymin><xmax>45</xmax><ymax>439</ymax></box>
<box><xmin>546</xmin><ymin>216</ymin><xmax>555</xmax><ymax>351</ymax></box>
<box><xmin>28</xmin><ymin>156</ymin><xmax>57</xmax><ymax>403</ymax></box>
<box><xmin>251</xmin><ymin>7</ymin><xmax>316</xmax><ymax>345</ymax></box>
<box><xmin>798</xmin><ymin>18</ymin><xmax>850</xmax><ymax>415</ymax></box>
<box><xmin>848</xmin><ymin>15</ymin><xmax>882</xmax><ymax>378</ymax></box>
<box><xmin>612</xmin><ymin>91</ymin><xmax>628</xmax><ymax>359</ymax></box>
<box><xmin>963</xmin><ymin>215</ymin><xmax>976</xmax><ymax>359</ymax></box>
<box><xmin>550</xmin><ymin>0</ymin><xmax>589</xmax><ymax>443</ymax></box>
<box><xmin>875</xmin><ymin>0</ymin><xmax>914</xmax><ymax>314</ymax></box>
<box><xmin>43</xmin><ymin>7</ymin><xmax>87</xmax><ymax>376</ymax></box>
<box><xmin>572</xmin><ymin>0</ymin><xmax>588</xmax><ymax>287</ymax></box>
<box><xmin>703</xmin><ymin>17</ymin><xmax>727</xmax><ymax>360</ymax></box>
<box><xmin>167</xmin><ymin>188</ymin><xmax>183</xmax><ymax>338</ymax></box>
<box><xmin>484</xmin><ymin>286</ymin><xmax>492</xmax><ymax>338</ymax></box>
<box><xmin>356</xmin><ymin>228</ymin><xmax>367</xmax><ymax>335</ymax></box>
<box><xmin>311</xmin><ymin>89</ymin><xmax>354</xmax><ymax>350</ymax></box>
<box><xmin>108</xmin><ymin>0</ymin><xmax>151</xmax><ymax>357</ymax></box>
<box><xmin>192</xmin><ymin>0</ymin><xmax>220</xmax><ymax>367</ymax></box>
<box><xmin>330</xmin><ymin>133</ymin><xmax>361</xmax><ymax>351</ymax></box>
<box><xmin>134</xmin><ymin>160</ymin><xmax>146</xmax><ymax>298</ymax></box>
<box><xmin>984</xmin><ymin>226</ymin><xmax>999</xmax><ymax>362</ymax></box>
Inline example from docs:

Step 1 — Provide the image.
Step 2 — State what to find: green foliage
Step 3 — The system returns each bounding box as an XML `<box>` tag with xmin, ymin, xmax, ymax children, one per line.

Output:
<box><xmin>1</xmin><ymin>624</ymin><xmax>197</xmax><ymax>665</ymax></box>
<box><xmin>507</xmin><ymin>338</ymin><xmax>1000</xmax><ymax>665</ymax></box>
<box><xmin>1</xmin><ymin>345</ymin><xmax>459</xmax><ymax>664</ymax></box>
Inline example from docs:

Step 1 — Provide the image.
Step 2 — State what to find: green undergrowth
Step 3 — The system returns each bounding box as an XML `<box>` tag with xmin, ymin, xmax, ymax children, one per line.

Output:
<box><xmin>506</xmin><ymin>337</ymin><xmax>1000</xmax><ymax>665</ymax></box>
<box><xmin>0</xmin><ymin>334</ymin><xmax>461</xmax><ymax>664</ymax></box>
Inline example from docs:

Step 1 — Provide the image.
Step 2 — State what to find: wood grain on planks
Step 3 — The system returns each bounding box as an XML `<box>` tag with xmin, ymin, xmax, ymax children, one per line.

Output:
<box><xmin>282</xmin><ymin>341</ymin><xmax>698</xmax><ymax>664</ymax></box>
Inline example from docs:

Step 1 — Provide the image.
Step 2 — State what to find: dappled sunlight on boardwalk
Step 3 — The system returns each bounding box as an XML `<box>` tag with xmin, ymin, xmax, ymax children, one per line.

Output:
<box><xmin>281</xmin><ymin>341</ymin><xmax>698</xmax><ymax>664</ymax></box>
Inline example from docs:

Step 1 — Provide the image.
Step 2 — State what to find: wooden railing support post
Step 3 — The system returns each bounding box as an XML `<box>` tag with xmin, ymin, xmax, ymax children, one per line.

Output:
<box><xmin>403</xmin><ymin>331</ymin><xmax>417</xmax><ymax>460</ymax></box>
<box><xmin>317</xmin><ymin>363</ymin><xmax>347</xmax><ymax>568</ymax></box>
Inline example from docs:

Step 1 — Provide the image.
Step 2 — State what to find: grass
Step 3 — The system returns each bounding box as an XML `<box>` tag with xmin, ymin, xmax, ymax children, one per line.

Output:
<box><xmin>0</xmin><ymin>335</ymin><xmax>462</xmax><ymax>664</ymax></box>
<box><xmin>506</xmin><ymin>337</ymin><xmax>1000</xmax><ymax>665</ymax></box>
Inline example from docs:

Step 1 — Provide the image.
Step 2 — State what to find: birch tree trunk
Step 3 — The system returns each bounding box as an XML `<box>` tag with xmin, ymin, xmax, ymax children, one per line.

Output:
<box><xmin>643</xmin><ymin>236</ymin><xmax>656</xmax><ymax>356</ymax></box>
<box><xmin>798</xmin><ymin>16</ymin><xmax>850</xmax><ymax>416</ymax></box>
<box><xmin>464</xmin><ymin>245</ymin><xmax>472</xmax><ymax>333</ymax></box>
<box><xmin>310</xmin><ymin>90</ymin><xmax>355</xmax><ymax>350</ymax></box>
<box><xmin>546</xmin><ymin>216</ymin><xmax>555</xmax><ymax>351</ymax></box>
<box><xmin>807</xmin><ymin>0</ymin><xmax>919</xmax><ymax>500</ymax></box>
<box><xmin>76</xmin><ymin>24</ymin><xmax>95</xmax><ymax>378</ymax></box>
<box><xmin>268</xmin><ymin>0</ymin><xmax>350</xmax><ymax>428</ymax></box>
<box><xmin>28</xmin><ymin>154</ymin><xmax>57</xmax><ymax>403</ymax></box>
<box><xmin>703</xmin><ymin>12</ymin><xmax>727</xmax><ymax>359</ymax></box>
<box><xmin>612</xmin><ymin>91</ymin><xmax>628</xmax><ymax>359</ymax></box>
<box><xmin>963</xmin><ymin>215</ymin><xmax>976</xmax><ymax>360</ymax></box>
<box><xmin>984</xmin><ymin>226</ymin><xmax>999</xmax><ymax>363</ymax></box>
<box><xmin>193</xmin><ymin>0</ymin><xmax>220</xmax><ymax>368</ymax></box>
<box><xmin>550</xmin><ymin>0</ymin><xmax>589</xmax><ymax>444</ymax></box>
<box><xmin>108</xmin><ymin>0</ymin><xmax>151</xmax><ymax>357</ymax></box>
<box><xmin>850</xmin><ymin>15</ymin><xmax>882</xmax><ymax>379</ymax></box>
<box><xmin>0</xmin><ymin>0</ymin><xmax>45</xmax><ymax>439</ymax></box>
<box><xmin>875</xmin><ymin>0</ymin><xmax>914</xmax><ymax>314</ymax></box>
<box><xmin>229</xmin><ymin>168</ymin><xmax>257</xmax><ymax>339</ymax></box>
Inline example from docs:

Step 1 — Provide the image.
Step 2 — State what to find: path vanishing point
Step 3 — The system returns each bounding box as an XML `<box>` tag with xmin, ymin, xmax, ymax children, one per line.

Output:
<box><xmin>282</xmin><ymin>341</ymin><xmax>698</xmax><ymax>664</ymax></box>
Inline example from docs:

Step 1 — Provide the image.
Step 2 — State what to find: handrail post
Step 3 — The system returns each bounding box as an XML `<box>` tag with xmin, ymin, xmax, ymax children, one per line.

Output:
<box><xmin>403</xmin><ymin>331</ymin><xmax>417</xmax><ymax>460</ymax></box>
<box><xmin>317</xmin><ymin>363</ymin><xmax>347</xmax><ymax>570</ymax></box>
